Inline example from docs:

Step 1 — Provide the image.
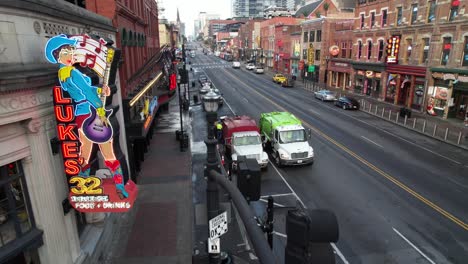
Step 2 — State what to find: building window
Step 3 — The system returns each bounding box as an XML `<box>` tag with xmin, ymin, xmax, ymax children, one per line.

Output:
<box><xmin>406</xmin><ymin>39</ymin><xmax>413</xmax><ymax>63</ymax></box>
<box><xmin>358</xmin><ymin>0</ymin><xmax>366</xmax><ymax>4</ymax></box>
<box><xmin>367</xmin><ymin>40</ymin><xmax>372</xmax><ymax>59</ymax></box>
<box><xmin>427</xmin><ymin>1</ymin><xmax>436</xmax><ymax>23</ymax></box>
<box><xmin>411</xmin><ymin>4</ymin><xmax>418</xmax><ymax>24</ymax></box>
<box><xmin>396</xmin><ymin>7</ymin><xmax>403</xmax><ymax>26</ymax></box>
<box><xmin>441</xmin><ymin>37</ymin><xmax>452</xmax><ymax>65</ymax></box>
<box><xmin>358</xmin><ymin>41</ymin><xmax>362</xmax><ymax>59</ymax></box>
<box><xmin>378</xmin><ymin>40</ymin><xmax>384</xmax><ymax>61</ymax></box>
<box><xmin>360</xmin><ymin>14</ymin><xmax>365</xmax><ymax>29</ymax></box>
<box><xmin>370</xmin><ymin>12</ymin><xmax>375</xmax><ymax>28</ymax></box>
<box><xmin>421</xmin><ymin>37</ymin><xmax>430</xmax><ymax>63</ymax></box>
<box><xmin>462</xmin><ymin>36</ymin><xmax>468</xmax><ymax>66</ymax></box>
<box><xmin>303</xmin><ymin>32</ymin><xmax>308</xmax><ymax>42</ymax></box>
<box><xmin>309</xmin><ymin>31</ymin><xmax>315</xmax><ymax>42</ymax></box>
<box><xmin>316</xmin><ymin>30</ymin><xmax>322</xmax><ymax>42</ymax></box>
<box><xmin>348</xmin><ymin>41</ymin><xmax>353</xmax><ymax>59</ymax></box>
<box><xmin>449</xmin><ymin>0</ymin><xmax>459</xmax><ymax>21</ymax></box>
<box><xmin>315</xmin><ymin>50</ymin><xmax>320</xmax><ymax>61</ymax></box>
<box><xmin>341</xmin><ymin>42</ymin><xmax>347</xmax><ymax>58</ymax></box>
<box><xmin>0</xmin><ymin>162</ymin><xmax>36</xmax><ymax>246</ymax></box>
<box><xmin>303</xmin><ymin>49</ymin><xmax>307</xmax><ymax>60</ymax></box>
<box><xmin>382</xmin><ymin>9</ymin><xmax>388</xmax><ymax>27</ymax></box>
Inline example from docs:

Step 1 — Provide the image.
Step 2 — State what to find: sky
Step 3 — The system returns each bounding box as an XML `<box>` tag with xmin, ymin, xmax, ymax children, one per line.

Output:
<box><xmin>160</xmin><ymin>0</ymin><xmax>232</xmax><ymax>37</ymax></box>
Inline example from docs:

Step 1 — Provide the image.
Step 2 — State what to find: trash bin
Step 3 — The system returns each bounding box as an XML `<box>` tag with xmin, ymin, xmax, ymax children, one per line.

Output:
<box><xmin>399</xmin><ymin>107</ymin><xmax>407</xmax><ymax>118</ymax></box>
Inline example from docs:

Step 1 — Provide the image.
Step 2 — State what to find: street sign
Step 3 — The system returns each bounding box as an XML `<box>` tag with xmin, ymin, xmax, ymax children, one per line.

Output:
<box><xmin>308</xmin><ymin>65</ymin><xmax>315</xmax><ymax>72</ymax></box>
<box><xmin>209</xmin><ymin>211</ymin><xmax>228</xmax><ymax>240</ymax></box>
<box><xmin>208</xmin><ymin>237</ymin><xmax>220</xmax><ymax>254</ymax></box>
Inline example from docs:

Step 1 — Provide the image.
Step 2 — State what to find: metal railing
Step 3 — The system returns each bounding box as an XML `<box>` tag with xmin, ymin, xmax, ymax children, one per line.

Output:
<box><xmin>297</xmin><ymin>79</ymin><xmax>468</xmax><ymax>149</ymax></box>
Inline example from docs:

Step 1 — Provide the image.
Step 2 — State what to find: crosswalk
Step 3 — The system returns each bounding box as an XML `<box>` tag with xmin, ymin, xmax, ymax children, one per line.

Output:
<box><xmin>191</xmin><ymin>62</ymin><xmax>232</xmax><ymax>70</ymax></box>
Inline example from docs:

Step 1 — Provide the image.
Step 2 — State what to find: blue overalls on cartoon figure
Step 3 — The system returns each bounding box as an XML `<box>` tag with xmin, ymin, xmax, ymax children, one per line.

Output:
<box><xmin>45</xmin><ymin>34</ymin><xmax>128</xmax><ymax>199</ymax></box>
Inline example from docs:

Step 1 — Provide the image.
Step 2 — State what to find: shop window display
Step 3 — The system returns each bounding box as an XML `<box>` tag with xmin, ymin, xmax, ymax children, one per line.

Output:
<box><xmin>0</xmin><ymin>161</ymin><xmax>40</xmax><ymax>263</ymax></box>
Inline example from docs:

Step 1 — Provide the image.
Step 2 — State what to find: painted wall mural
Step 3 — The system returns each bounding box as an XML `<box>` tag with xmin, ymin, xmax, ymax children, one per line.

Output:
<box><xmin>45</xmin><ymin>34</ymin><xmax>137</xmax><ymax>212</ymax></box>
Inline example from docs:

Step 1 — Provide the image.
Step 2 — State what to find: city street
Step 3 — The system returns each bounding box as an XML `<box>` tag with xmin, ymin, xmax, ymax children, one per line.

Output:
<box><xmin>188</xmin><ymin>46</ymin><xmax>468</xmax><ymax>264</ymax></box>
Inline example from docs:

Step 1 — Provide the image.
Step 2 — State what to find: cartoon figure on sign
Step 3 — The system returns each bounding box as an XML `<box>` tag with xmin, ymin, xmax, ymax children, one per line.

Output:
<box><xmin>426</xmin><ymin>97</ymin><xmax>437</xmax><ymax>116</ymax></box>
<box><xmin>45</xmin><ymin>34</ymin><xmax>128</xmax><ymax>199</ymax></box>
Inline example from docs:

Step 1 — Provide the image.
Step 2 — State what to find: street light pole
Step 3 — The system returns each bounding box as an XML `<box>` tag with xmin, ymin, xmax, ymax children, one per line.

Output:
<box><xmin>203</xmin><ymin>91</ymin><xmax>221</xmax><ymax>264</ymax></box>
<box><xmin>177</xmin><ymin>75</ymin><xmax>187</xmax><ymax>152</ymax></box>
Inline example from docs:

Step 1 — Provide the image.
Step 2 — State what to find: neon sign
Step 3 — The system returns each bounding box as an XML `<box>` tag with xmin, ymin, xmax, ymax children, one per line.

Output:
<box><xmin>46</xmin><ymin>34</ymin><xmax>137</xmax><ymax>212</ymax></box>
<box><xmin>386</xmin><ymin>35</ymin><xmax>400</xmax><ymax>64</ymax></box>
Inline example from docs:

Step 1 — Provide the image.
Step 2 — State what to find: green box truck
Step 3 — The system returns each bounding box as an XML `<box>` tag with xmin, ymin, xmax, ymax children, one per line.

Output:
<box><xmin>259</xmin><ymin>112</ymin><xmax>314</xmax><ymax>166</ymax></box>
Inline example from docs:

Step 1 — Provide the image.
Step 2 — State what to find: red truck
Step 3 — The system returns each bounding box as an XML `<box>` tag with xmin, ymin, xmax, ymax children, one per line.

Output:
<box><xmin>221</xmin><ymin>115</ymin><xmax>269</xmax><ymax>170</ymax></box>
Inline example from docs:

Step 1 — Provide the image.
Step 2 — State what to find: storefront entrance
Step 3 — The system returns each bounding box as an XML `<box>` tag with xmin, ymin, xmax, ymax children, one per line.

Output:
<box><xmin>398</xmin><ymin>80</ymin><xmax>411</xmax><ymax>105</ymax></box>
<box><xmin>455</xmin><ymin>94</ymin><xmax>468</xmax><ymax>120</ymax></box>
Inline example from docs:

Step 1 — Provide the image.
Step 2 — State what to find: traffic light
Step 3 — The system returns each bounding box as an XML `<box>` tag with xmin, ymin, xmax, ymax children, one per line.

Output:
<box><xmin>236</xmin><ymin>156</ymin><xmax>261</xmax><ymax>202</ymax></box>
<box><xmin>285</xmin><ymin>208</ymin><xmax>339</xmax><ymax>264</ymax></box>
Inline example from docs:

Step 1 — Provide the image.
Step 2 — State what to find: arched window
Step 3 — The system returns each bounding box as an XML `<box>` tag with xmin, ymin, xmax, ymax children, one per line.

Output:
<box><xmin>358</xmin><ymin>41</ymin><xmax>362</xmax><ymax>59</ymax></box>
<box><xmin>367</xmin><ymin>40</ymin><xmax>372</xmax><ymax>59</ymax></box>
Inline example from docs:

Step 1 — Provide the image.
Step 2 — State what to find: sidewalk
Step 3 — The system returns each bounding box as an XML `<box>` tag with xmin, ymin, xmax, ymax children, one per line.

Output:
<box><xmin>262</xmin><ymin>67</ymin><xmax>468</xmax><ymax>149</ymax></box>
<box><xmin>91</xmin><ymin>98</ymin><xmax>193</xmax><ymax>264</ymax></box>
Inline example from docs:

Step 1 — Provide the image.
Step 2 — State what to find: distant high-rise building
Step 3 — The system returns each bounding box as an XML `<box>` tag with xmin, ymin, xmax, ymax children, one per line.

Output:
<box><xmin>232</xmin><ymin>0</ymin><xmax>295</xmax><ymax>18</ymax></box>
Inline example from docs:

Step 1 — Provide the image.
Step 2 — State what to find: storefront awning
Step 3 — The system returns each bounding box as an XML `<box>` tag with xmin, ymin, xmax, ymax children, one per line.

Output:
<box><xmin>430</xmin><ymin>67</ymin><xmax>468</xmax><ymax>75</ymax></box>
<box><xmin>351</xmin><ymin>61</ymin><xmax>386</xmax><ymax>72</ymax></box>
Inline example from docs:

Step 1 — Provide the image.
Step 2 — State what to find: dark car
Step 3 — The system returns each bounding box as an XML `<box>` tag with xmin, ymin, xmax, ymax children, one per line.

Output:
<box><xmin>281</xmin><ymin>76</ymin><xmax>295</xmax><ymax>87</ymax></box>
<box><xmin>334</xmin><ymin>96</ymin><xmax>360</xmax><ymax>110</ymax></box>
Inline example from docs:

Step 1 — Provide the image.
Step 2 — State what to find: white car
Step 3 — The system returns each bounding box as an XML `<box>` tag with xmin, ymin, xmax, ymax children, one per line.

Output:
<box><xmin>314</xmin><ymin>90</ymin><xmax>336</xmax><ymax>101</ymax></box>
<box><xmin>254</xmin><ymin>67</ymin><xmax>264</xmax><ymax>74</ymax></box>
<box><xmin>246</xmin><ymin>63</ymin><xmax>255</xmax><ymax>70</ymax></box>
<box><xmin>232</xmin><ymin>61</ymin><xmax>241</xmax><ymax>68</ymax></box>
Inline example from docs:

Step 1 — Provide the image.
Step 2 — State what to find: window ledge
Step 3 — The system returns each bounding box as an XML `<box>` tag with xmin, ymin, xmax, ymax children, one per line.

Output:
<box><xmin>0</xmin><ymin>228</ymin><xmax>43</xmax><ymax>263</ymax></box>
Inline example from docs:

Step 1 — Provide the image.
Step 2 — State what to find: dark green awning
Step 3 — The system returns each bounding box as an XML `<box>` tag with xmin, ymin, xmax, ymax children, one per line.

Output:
<box><xmin>430</xmin><ymin>67</ymin><xmax>468</xmax><ymax>75</ymax></box>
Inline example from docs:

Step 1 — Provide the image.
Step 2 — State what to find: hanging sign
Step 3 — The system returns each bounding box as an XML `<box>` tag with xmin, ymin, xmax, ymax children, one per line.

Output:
<box><xmin>46</xmin><ymin>34</ymin><xmax>138</xmax><ymax>212</ymax></box>
<box><xmin>386</xmin><ymin>35</ymin><xmax>400</xmax><ymax>64</ymax></box>
<box><xmin>307</xmin><ymin>43</ymin><xmax>315</xmax><ymax>65</ymax></box>
<box><xmin>308</xmin><ymin>65</ymin><xmax>315</xmax><ymax>72</ymax></box>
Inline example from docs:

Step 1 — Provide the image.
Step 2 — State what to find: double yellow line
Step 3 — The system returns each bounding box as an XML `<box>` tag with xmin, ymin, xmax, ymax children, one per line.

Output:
<box><xmin>225</xmin><ymin>70</ymin><xmax>468</xmax><ymax>231</ymax></box>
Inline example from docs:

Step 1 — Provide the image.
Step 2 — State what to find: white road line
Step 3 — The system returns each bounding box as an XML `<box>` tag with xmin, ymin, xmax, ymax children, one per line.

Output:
<box><xmin>331</xmin><ymin>243</ymin><xmax>350</xmax><ymax>264</ymax></box>
<box><xmin>308</xmin><ymin>108</ymin><xmax>320</xmax><ymax>115</ymax></box>
<box><xmin>392</xmin><ymin>228</ymin><xmax>436</xmax><ymax>264</ymax></box>
<box><xmin>243</xmin><ymin>97</ymin><xmax>249</xmax><ymax>103</ymax></box>
<box><xmin>260</xmin><ymin>193</ymin><xmax>294</xmax><ymax>198</ymax></box>
<box><xmin>271</xmin><ymin>156</ymin><xmax>350</xmax><ymax>264</ymax></box>
<box><xmin>227</xmin><ymin>91</ymin><xmax>350</xmax><ymax>264</ymax></box>
<box><xmin>361</xmin><ymin>136</ymin><xmax>384</xmax><ymax>148</ymax></box>
<box><xmin>308</xmin><ymin>103</ymin><xmax>462</xmax><ymax>165</ymax></box>
<box><xmin>273</xmin><ymin>231</ymin><xmax>287</xmax><ymax>238</ymax></box>
<box><xmin>259</xmin><ymin>199</ymin><xmax>286</xmax><ymax>207</ymax></box>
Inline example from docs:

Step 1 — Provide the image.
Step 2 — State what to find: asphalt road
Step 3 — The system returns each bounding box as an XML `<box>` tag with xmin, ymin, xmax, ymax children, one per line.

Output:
<box><xmin>187</xmin><ymin>44</ymin><xmax>468</xmax><ymax>264</ymax></box>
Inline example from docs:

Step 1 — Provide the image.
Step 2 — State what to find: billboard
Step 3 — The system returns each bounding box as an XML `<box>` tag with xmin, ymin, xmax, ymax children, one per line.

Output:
<box><xmin>45</xmin><ymin>34</ymin><xmax>138</xmax><ymax>212</ymax></box>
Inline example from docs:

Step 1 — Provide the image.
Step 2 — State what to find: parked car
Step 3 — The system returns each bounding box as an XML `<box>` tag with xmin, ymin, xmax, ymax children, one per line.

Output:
<box><xmin>232</xmin><ymin>61</ymin><xmax>241</xmax><ymax>68</ymax></box>
<box><xmin>281</xmin><ymin>76</ymin><xmax>295</xmax><ymax>87</ymax></box>
<box><xmin>198</xmin><ymin>74</ymin><xmax>208</xmax><ymax>86</ymax></box>
<box><xmin>314</xmin><ymin>90</ymin><xmax>336</xmax><ymax>101</ymax></box>
<box><xmin>254</xmin><ymin>66</ymin><xmax>264</xmax><ymax>74</ymax></box>
<box><xmin>246</xmin><ymin>63</ymin><xmax>256</xmax><ymax>70</ymax></box>
<box><xmin>272</xmin><ymin>74</ymin><xmax>287</xmax><ymax>84</ymax></box>
<box><xmin>334</xmin><ymin>96</ymin><xmax>360</xmax><ymax>110</ymax></box>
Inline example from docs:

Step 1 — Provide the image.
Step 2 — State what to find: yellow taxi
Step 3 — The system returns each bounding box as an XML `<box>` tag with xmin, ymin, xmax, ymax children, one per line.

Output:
<box><xmin>272</xmin><ymin>74</ymin><xmax>287</xmax><ymax>84</ymax></box>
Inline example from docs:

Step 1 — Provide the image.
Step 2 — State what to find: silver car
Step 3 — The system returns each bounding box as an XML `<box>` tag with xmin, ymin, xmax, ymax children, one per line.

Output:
<box><xmin>314</xmin><ymin>90</ymin><xmax>336</xmax><ymax>101</ymax></box>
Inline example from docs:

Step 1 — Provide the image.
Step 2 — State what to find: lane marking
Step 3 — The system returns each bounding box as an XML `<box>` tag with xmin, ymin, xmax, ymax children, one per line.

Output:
<box><xmin>393</xmin><ymin>228</ymin><xmax>436</xmax><ymax>264</ymax></box>
<box><xmin>308</xmin><ymin>108</ymin><xmax>320</xmax><ymax>115</ymax></box>
<box><xmin>260</xmin><ymin>193</ymin><xmax>294</xmax><ymax>198</ymax></box>
<box><xmin>259</xmin><ymin>199</ymin><xmax>286</xmax><ymax>207</ymax></box>
<box><xmin>311</xmin><ymin>100</ymin><xmax>462</xmax><ymax>165</ymax></box>
<box><xmin>361</xmin><ymin>136</ymin><xmax>384</xmax><ymax>148</ymax></box>
<box><xmin>225</xmin><ymin>70</ymin><xmax>468</xmax><ymax>231</ymax></box>
<box><xmin>243</xmin><ymin>97</ymin><xmax>249</xmax><ymax>103</ymax></box>
<box><xmin>331</xmin><ymin>243</ymin><xmax>350</xmax><ymax>264</ymax></box>
<box><xmin>273</xmin><ymin>231</ymin><xmax>287</xmax><ymax>238</ymax></box>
